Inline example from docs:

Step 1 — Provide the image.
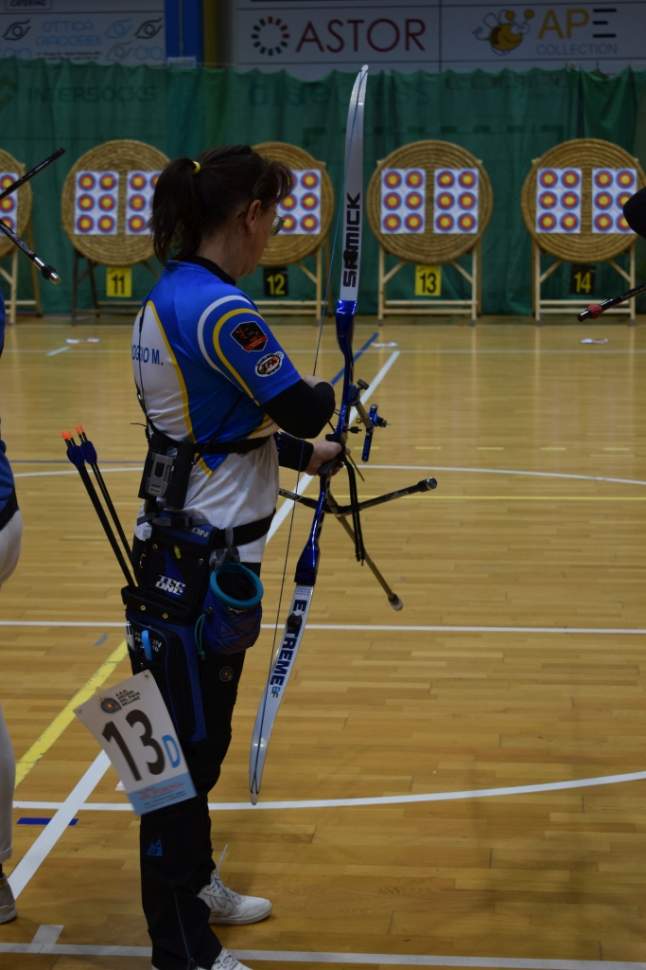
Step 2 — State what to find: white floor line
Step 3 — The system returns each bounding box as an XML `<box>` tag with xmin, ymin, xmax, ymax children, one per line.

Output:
<box><xmin>1</xmin><ymin>619</ymin><xmax>645</xmax><ymax>635</ymax></box>
<box><xmin>13</xmin><ymin>465</ymin><xmax>140</xmax><ymax>479</ymax></box>
<box><xmin>13</xmin><ymin>767</ymin><xmax>646</xmax><ymax>814</ymax></box>
<box><xmin>45</xmin><ymin>346</ymin><xmax>70</xmax><ymax>358</ymax></box>
<box><xmin>8</xmin><ymin>751</ymin><xmax>110</xmax><ymax>899</ymax></box>
<box><xmin>387</xmin><ymin>347</ymin><xmax>646</xmax><ymax>358</ymax></box>
<box><xmin>14</xmin><ymin>461</ymin><xmax>646</xmax><ymax>490</ymax></box>
<box><xmin>31</xmin><ymin>925</ymin><xmax>63</xmax><ymax>945</ymax></box>
<box><xmin>365</xmin><ymin>464</ymin><xmax>646</xmax><ymax>487</ymax></box>
<box><xmin>0</xmin><ymin>941</ymin><xmax>642</xmax><ymax>969</ymax></box>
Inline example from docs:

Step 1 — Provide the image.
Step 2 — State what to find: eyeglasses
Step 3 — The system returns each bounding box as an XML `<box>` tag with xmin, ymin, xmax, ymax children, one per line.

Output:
<box><xmin>271</xmin><ymin>215</ymin><xmax>286</xmax><ymax>236</ymax></box>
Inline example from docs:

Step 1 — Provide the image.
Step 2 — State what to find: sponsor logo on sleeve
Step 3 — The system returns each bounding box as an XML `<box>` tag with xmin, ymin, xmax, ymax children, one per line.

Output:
<box><xmin>232</xmin><ymin>321</ymin><xmax>268</xmax><ymax>352</ymax></box>
<box><xmin>255</xmin><ymin>351</ymin><xmax>284</xmax><ymax>377</ymax></box>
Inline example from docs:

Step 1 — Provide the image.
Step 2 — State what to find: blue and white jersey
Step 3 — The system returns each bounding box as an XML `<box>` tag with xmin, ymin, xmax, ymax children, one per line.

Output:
<box><xmin>0</xmin><ymin>298</ymin><xmax>15</xmax><ymax>515</ymax></box>
<box><xmin>132</xmin><ymin>258</ymin><xmax>301</xmax><ymax>559</ymax></box>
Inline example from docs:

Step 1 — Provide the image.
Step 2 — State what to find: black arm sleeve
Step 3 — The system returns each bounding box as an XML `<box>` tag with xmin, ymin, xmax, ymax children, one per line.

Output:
<box><xmin>264</xmin><ymin>379</ymin><xmax>335</xmax><ymax>438</ymax></box>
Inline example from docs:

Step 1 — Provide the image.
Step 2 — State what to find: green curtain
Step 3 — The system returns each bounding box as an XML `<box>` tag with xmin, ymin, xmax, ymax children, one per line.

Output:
<box><xmin>0</xmin><ymin>57</ymin><xmax>644</xmax><ymax>317</ymax></box>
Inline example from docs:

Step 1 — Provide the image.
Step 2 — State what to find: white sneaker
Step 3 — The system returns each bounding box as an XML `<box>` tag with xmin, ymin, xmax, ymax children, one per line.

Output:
<box><xmin>198</xmin><ymin>868</ymin><xmax>271</xmax><ymax>925</ymax></box>
<box><xmin>153</xmin><ymin>950</ymin><xmax>252</xmax><ymax>970</ymax></box>
<box><xmin>208</xmin><ymin>949</ymin><xmax>254</xmax><ymax>970</ymax></box>
<box><xmin>0</xmin><ymin>875</ymin><xmax>16</xmax><ymax>924</ymax></box>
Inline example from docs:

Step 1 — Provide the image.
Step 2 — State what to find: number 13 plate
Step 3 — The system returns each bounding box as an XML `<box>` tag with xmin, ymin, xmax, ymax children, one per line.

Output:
<box><xmin>75</xmin><ymin>671</ymin><xmax>196</xmax><ymax>815</ymax></box>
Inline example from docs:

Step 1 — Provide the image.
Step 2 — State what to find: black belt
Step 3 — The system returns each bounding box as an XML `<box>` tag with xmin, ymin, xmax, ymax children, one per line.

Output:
<box><xmin>147</xmin><ymin>510</ymin><xmax>275</xmax><ymax>549</ymax></box>
<box><xmin>0</xmin><ymin>489</ymin><xmax>18</xmax><ymax>530</ymax></box>
<box><xmin>200</xmin><ymin>436</ymin><xmax>271</xmax><ymax>456</ymax></box>
<box><xmin>212</xmin><ymin>511</ymin><xmax>274</xmax><ymax>548</ymax></box>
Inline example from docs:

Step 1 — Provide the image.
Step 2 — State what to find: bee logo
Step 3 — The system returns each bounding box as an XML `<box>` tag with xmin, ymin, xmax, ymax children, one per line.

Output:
<box><xmin>474</xmin><ymin>9</ymin><xmax>535</xmax><ymax>54</ymax></box>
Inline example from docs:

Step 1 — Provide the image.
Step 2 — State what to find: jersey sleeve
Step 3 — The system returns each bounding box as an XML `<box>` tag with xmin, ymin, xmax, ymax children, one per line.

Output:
<box><xmin>197</xmin><ymin>290</ymin><xmax>301</xmax><ymax>406</ymax></box>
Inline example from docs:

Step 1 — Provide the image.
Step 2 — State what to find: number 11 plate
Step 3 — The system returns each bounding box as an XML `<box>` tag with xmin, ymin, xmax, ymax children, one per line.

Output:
<box><xmin>75</xmin><ymin>670</ymin><xmax>196</xmax><ymax>815</ymax></box>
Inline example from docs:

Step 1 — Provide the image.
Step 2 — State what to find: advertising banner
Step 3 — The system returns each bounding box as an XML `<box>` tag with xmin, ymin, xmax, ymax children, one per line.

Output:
<box><xmin>0</xmin><ymin>0</ymin><xmax>165</xmax><ymax>64</ymax></box>
<box><xmin>232</xmin><ymin>1</ymin><xmax>646</xmax><ymax>77</ymax></box>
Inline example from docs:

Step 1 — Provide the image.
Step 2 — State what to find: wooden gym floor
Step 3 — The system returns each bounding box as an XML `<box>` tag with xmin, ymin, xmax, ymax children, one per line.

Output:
<box><xmin>2</xmin><ymin>314</ymin><xmax>646</xmax><ymax>970</ymax></box>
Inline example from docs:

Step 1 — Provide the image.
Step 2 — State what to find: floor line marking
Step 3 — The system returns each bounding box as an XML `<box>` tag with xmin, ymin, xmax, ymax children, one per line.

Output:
<box><xmin>14</xmin><ymin>641</ymin><xmax>126</xmax><ymax>787</ymax></box>
<box><xmin>365</xmin><ymin>464</ymin><xmax>646</xmax><ymax>487</ymax></box>
<box><xmin>13</xmin><ymin>466</ymin><xmax>141</xmax><ymax>479</ymax></box>
<box><xmin>1</xmin><ymin>619</ymin><xmax>645</xmax><ymax>635</ymax></box>
<box><xmin>9</xmin><ymin>752</ymin><xmax>110</xmax><ymax>899</ymax></box>
<box><xmin>31</xmin><ymin>925</ymin><xmax>64</xmax><ymax>945</ymax></box>
<box><xmin>46</xmin><ymin>346</ymin><xmax>70</xmax><ymax>358</ymax></box>
<box><xmin>0</xmin><ymin>941</ymin><xmax>642</xmax><ymax>968</ymax></box>
<box><xmin>13</xmin><ymin>462</ymin><xmax>646</xmax><ymax>489</ymax></box>
<box><xmin>13</xmin><ymin>767</ymin><xmax>646</xmax><ymax>814</ymax></box>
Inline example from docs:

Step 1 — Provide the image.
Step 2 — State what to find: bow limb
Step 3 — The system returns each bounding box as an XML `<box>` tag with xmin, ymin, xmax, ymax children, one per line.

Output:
<box><xmin>334</xmin><ymin>64</ymin><xmax>368</xmax><ymax>447</ymax></box>
<box><xmin>248</xmin><ymin>65</ymin><xmax>369</xmax><ymax>804</ymax></box>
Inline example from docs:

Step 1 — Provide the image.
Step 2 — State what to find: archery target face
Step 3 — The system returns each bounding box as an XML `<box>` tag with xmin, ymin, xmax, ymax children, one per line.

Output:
<box><xmin>535</xmin><ymin>168</ymin><xmax>582</xmax><ymax>234</ymax></box>
<box><xmin>74</xmin><ymin>170</ymin><xmax>119</xmax><ymax>236</ymax></box>
<box><xmin>126</xmin><ymin>170</ymin><xmax>158</xmax><ymax>235</ymax></box>
<box><xmin>434</xmin><ymin>168</ymin><xmax>480</xmax><ymax>234</ymax></box>
<box><xmin>380</xmin><ymin>168</ymin><xmax>426</xmax><ymax>234</ymax></box>
<box><xmin>592</xmin><ymin>167</ymin><xmax>636</xmax><ymax>233</ymax></box>
<box><xmin>0</xmin><ymin>172</ymin><xmax>18</xmax><ymax>232</ymax></box>
<box><xmin>277</xmin><ymin>169</ymin><xmax>322</xmax><ymax>235</ymax></box>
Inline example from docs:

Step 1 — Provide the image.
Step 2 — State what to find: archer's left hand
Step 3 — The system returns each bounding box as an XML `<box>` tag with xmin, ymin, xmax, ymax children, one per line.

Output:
<box><xmin>306</xmin><ymin>438</ymin><xmax>343</xmax><ymax>476</ymax></box>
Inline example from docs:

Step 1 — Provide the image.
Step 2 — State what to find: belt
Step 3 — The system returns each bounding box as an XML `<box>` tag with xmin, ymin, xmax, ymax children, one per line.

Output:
<box><xmin>200</xmin><ymin>436</ymin><xmax>272</xmax><ymax>456</ymax></box>
<box><xmin>212</xmin><ymin>511</ymin><xmax>274</xmax><ymax>548</ymax></box>
<box><xmin>148</xmin><ymin>511</ymin><xmax>275</xmax><ymax>549</ymax></box>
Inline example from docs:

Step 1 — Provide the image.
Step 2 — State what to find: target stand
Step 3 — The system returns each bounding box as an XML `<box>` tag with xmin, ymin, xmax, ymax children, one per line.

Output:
<box><xmin>0</xmin><ymin>149</ymin><xmax>43</xmax><ymax>324</ymax></box>
<box><xmin>253</xmin><ymin>142</ymin><xmax>334</xmax><ymax>319</ymax></box>
<box><xmin>521</xmin><ymin>138</ymin><xmax>645</xmax><ymax>324</ymax></box>
<box><xmin>367</xmin><ymin>141</ymin><xmax>493</xmax><ymax>323</ymax></box>
<box><xmin>61</xmin><ymin>139</ymin><xmax>168</xmax><ymax>320</ymax></box>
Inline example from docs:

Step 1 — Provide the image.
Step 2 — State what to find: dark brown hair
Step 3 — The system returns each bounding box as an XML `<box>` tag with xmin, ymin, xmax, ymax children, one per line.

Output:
<box><xmin>151</xmin><ymin>145</ymin><xmax>292</xmax><ymax>264</ymax></box>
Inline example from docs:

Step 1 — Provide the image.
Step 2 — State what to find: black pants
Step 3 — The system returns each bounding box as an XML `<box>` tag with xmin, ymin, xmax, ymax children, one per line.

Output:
<box><xmin>139</xmin><ymin>562</ymin><xmax>261</xmax><ymax>970</ymax></box>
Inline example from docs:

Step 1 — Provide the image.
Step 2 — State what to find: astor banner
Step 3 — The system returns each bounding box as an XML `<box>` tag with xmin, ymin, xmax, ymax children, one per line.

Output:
<box><xmin>232</xmin><ymin>0</ymin><xmax>646</xmax><ymax>77</ymax></box>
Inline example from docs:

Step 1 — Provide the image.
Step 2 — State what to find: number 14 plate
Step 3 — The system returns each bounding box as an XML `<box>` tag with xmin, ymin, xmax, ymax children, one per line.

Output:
<box><xmin>75</xmin><ymin>670</ymin><xmax>196</xmax><ymax>815</ymax></box>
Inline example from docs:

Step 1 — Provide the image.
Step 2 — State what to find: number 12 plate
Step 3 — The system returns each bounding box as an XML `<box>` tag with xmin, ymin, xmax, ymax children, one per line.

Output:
<box><xmin>75</xmin><ymin>670</ymin><xmax>196</xmax><ymax>815</ymax></box>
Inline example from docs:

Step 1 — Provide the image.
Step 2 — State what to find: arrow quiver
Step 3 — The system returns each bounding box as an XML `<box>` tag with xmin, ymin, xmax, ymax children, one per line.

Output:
<box><xmin>126</xmin><ymin>519</ymin><xmax>265</xmax><ymax>743</ymax></box>
<box><xmin>63</xmin><ymin>428</ymin><xmax>266</xmax><ymax>744</ymax></box>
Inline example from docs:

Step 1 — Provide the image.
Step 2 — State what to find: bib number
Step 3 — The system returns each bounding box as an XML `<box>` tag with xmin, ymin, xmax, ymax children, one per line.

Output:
<box><xmin>75</xmin><ymin>670</ymin><xmax>196</xmax><ymax>814</ymax></box>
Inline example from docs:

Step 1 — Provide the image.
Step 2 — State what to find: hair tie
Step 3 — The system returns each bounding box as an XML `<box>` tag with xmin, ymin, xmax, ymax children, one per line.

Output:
<box><xmin>192</xmin><ymin>160</ymin><xmax>201</xmax><ymax>174</ymax></box>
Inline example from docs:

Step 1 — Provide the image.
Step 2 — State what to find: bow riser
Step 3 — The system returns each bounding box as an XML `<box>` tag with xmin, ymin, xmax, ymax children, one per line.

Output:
<box><xmin>294</xmin><ymin>490</ymin><xmax>327</xmax><ymax>586</ymax></box>
<box><xmin>333</xmin><ymin>302</ymin><xmax>356</xmax><ymax>443</ymax></box>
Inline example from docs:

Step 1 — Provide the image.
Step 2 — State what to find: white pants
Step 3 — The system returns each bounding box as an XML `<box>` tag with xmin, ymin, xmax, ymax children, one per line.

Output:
<box><xmin>0</xmin><ymin>509</ymin><xmax>21</xmax><ymax>586</ymax></box>
<box><xmin>0</xmin><ymin>508</ymin><xmax>22</xmax><ymax>862</ymax></box>
<box><xmin>0</xmin><ymin>707</ymin><xmax>14</xmax><ymax>862</ymax></box>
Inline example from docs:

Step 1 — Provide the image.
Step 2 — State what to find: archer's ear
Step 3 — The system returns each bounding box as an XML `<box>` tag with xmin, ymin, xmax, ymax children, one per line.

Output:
<box><xmin>243</xmin><ymin>199</ymin><xmax>263</xmax><ymax>231</ymax></box>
